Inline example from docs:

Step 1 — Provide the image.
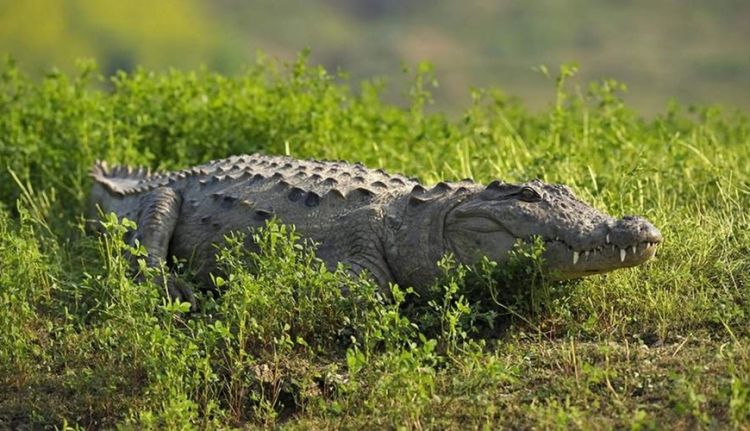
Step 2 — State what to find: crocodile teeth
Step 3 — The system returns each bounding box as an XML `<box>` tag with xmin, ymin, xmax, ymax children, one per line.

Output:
<box><xmin>619</xmin><ymin>248</ymin><xmax>626</xmax><ymax>262</ymax></box>
<box><xmin>584</xmin><ymin>251</ymin><xmax>590</xmax><ymax>260</ymax></box>
<box><xmin>573</xmin><ymin>251</ymin><xmax>580</xmax><ymax>265</ymax></box>
<box><xmin>631</xmin><ymin>245</ymin><xmax>637</xmax><ymax>254</ymax></box>
<box><xmin>606</xmin><ymin>234</ymin><xmax>610</xmax><ymax>244</ymax></box>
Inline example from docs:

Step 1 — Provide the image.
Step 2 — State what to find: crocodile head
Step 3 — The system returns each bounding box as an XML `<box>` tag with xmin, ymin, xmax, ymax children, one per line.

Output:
<box><xmin>443</xmin><ymin>179</ymin><xmax>662</xmax><ymax>279</ymax></box>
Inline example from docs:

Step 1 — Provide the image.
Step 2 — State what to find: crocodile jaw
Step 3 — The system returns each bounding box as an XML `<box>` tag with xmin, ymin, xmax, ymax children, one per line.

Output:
<box><xmin>542</xmin><ymin>238</ymin><xmax>660</xmax><ymax>279</ymax></box>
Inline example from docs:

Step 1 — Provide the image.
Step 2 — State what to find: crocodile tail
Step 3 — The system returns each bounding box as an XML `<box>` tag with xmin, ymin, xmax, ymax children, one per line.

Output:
<box><xmin>91</xmin><ymin>160</ymin><xmax>152</xmax><ymax>179</ymax></box>
<box><xmin>90</xmin><ymin>160</ymin><xmax>151</xmax><ymax>195</ymax></box>
<box><xmin>90</xmin><ymin>160</ymin><xmax>109</xmax><ymax>179</ymax></box>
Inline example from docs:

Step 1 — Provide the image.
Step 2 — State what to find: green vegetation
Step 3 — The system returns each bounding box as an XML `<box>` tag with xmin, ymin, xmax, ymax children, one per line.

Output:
<box><xmin>0</xmin><ymin>56</ymin><xmax>749</xmax><ymax>429</ymax></box>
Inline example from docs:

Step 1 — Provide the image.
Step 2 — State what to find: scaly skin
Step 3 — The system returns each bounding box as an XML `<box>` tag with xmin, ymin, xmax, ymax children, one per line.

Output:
<box><xmin>89</xmin><ymin>154</ymin><xmax>663</xmax><ymax>302</ymax></box>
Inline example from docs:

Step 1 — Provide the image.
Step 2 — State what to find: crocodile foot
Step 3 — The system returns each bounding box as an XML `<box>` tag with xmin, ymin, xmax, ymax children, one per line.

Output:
<box><xmin>165</xmin><ymin>276</ymin><xmax>197</xmax><ymax>311</ymax></box>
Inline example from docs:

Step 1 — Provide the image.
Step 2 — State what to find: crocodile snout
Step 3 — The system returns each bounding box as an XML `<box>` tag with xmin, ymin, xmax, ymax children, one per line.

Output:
<box><xmin>609</xmin><ymin>215</ymin><xmax>663</xmax><ymax>247</ymax></box>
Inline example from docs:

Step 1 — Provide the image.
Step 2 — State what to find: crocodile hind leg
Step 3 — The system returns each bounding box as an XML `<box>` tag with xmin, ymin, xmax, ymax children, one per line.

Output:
<box><xmin>131</xmin><ymin>187</ymin><xmax>196</xmax><ymax>310</ymax></box>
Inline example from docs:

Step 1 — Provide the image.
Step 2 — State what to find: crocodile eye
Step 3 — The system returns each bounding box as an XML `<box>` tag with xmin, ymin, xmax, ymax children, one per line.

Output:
<box><xmin>519</xmin><ymin>187</ymin><xmax>541</xmax><ymax>202</ymax></box>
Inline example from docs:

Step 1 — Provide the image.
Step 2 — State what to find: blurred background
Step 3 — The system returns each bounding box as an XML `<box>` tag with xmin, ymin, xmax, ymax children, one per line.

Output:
<box><xmin>1</xmin><ymin>0</ymin><xmax>748</xmax><ymax>113</ymax></box>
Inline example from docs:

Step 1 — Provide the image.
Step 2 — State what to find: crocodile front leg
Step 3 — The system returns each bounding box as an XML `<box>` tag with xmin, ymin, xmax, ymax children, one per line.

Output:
<box><xmin>317</xmin><ymin>209</ymin><xmax>396</xmax><ymax>291</ymax></box>
<box><xmin>344</xmin><ymin>256</ymin><xmax>393</xmax><ymax>289</ymax></box>
<box><xmin>132</xmin><ymin>187</ymin><xmax>195</xmax><ymax>309</ymax></box>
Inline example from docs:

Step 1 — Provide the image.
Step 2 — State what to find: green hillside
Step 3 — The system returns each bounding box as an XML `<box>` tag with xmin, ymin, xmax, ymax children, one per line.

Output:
<box><xmin>0</xmin><ymin>57</ymin><xmax>748</xmax><ymax>429</ymax></box>
<box><xmin>1</xmin><ymin>0</ymin><xmax>748</xmax><ymax>112</ymax></box>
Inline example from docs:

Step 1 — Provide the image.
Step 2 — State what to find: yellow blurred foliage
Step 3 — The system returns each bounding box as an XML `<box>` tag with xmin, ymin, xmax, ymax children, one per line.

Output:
<box><xmin>0</xmin><ymin>0</ymin><xmax>218</xmax><ymax>73</ymax></box>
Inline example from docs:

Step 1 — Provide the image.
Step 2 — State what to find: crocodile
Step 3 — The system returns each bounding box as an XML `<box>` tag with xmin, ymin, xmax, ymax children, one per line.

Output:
<box><xmin>89</xmin><ymin>154</ymin><xmax>663</xmax><ymax>305</ymax></box>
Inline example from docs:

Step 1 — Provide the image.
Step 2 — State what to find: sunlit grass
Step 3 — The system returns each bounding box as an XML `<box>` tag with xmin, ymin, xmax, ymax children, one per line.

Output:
<box><xmin>0</xmin><ymin>57</ymin><xmax>748</xmax><ymax>428</ymax></box>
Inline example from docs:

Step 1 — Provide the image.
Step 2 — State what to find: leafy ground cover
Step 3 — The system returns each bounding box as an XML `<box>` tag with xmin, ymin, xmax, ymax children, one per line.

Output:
<box><xmin>0</xmin><ymin>56</ymin><xmax>749</xmax><ymax>429</ymax></box>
